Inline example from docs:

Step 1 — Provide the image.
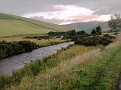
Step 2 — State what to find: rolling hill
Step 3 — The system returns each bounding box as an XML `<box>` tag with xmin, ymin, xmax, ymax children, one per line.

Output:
<box><xmin>64</xmin><ymin>21</ymin><xmax>109</xmax><ymax>33</ymax></box>
<box><xmin>0</xmin><ymin>13</ymin><xmax>71</xmax><ymax>37</ymax></box>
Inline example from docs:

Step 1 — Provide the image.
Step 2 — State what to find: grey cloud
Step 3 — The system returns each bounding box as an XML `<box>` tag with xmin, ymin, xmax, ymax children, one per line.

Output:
<box><xmin>0</xmin><ymin>0</ymin><xmax>121</xmax><ymax>24</ymax></box>
<box><xmin>32</xmin><ymin>17</ymin><xmax>64</xmax><ymax>24</ymax></box>
<box><xmin>0</xmin><ymin>0</ymin><xmax>121</xmax><ymax>15</ymax></box>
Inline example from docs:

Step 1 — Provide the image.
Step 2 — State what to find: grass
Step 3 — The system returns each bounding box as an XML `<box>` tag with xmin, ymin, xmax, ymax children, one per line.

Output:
<box><xmin>0</xmin><ymin>36</ymin><xmax>67</xmax><ymax>47</ymax></box>
<box><xmin>0</xmin><ymin>19</ymin><xmax>54</xmax><ymax>37</ymax></box>
<box><xmin>0</xmin><ymin>45</ymin><xmax>95</xmax><ymax>90</ymax></box>
<box><xmin>0</xmin><ymin>13</ymin><xmax>70</xmax><ymax>37</ymax></box>
<box><xmin>63</xmin><ymin>44</ymin><xmax>121</xmax><ymax>90</ymax></box>
<box><xmin>3</xmin><ymin>35</ymin><xmax>121</xmax><ymax>90</ymax></box>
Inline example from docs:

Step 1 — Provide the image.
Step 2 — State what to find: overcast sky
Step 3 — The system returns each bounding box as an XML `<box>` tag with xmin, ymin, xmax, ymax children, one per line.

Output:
<box><xmin>0</xmin><ymin>0</ymin><xmax>121</xmax><ymax>25</ymax></box>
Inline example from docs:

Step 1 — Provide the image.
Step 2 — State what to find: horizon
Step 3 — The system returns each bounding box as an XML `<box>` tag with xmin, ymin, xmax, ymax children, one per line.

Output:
<box><xmin>0</xmin><ymin>0</ymin><xmax>121</xmax><ymax>25</ymax></box>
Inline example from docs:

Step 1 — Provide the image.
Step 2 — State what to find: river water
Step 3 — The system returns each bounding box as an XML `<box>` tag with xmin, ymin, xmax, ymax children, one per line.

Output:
<box><xmin>0</xmin><ymin>42</ymin><xmax>74</xmax><ymax>75</ymax></box>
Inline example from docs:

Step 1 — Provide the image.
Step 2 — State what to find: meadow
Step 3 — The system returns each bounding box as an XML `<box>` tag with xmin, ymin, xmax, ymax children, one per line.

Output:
<box><xmin>0</xmin><ymin>19</ymin><xmax>54</xmax><ymax>37</ymax></box>
<box><xmin>0</xmin><ymin>13</ymin><xmax>70</xmax><ymax>37</ymax></box>
<box><xmin>0</xmin><ymin>36</ymin><xmax>67</xmax><ymax>47</ymax></box>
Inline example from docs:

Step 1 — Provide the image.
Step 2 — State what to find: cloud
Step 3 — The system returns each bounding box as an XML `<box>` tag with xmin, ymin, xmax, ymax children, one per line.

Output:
<box><xmin>59</xmin><ymin>15</ymin><xmax>111</xmax><ymax>25</ymax></box>
<box><xmin>23</xmin><ymin>5</ymin><xmax>94</xmax><ymax>19</ymax></box>
<box><xmin>1</xmin><ymin>0</ymin><xmax>121</xmax><ymax>17</ymax></box>
<box><xmin>23</xmin><ymin>5</ymin><xmax>111</xmax><ymax>25</ymax></box>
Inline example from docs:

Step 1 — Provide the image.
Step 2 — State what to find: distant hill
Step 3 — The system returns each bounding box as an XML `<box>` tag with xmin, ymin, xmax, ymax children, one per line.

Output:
<box><xmin>0</xmin><ymin>13</ymin><xmax>71</xmax><ymax>37</ymax></box>
<box><xmin>63</xmin><ymin>21</ymin><xmax>109</xmax><ymax>33</ymax></box>
<box><xmin>85</xmin><ymin>22</ymin><xmax>110</xmax><ymax>33</ymax></box>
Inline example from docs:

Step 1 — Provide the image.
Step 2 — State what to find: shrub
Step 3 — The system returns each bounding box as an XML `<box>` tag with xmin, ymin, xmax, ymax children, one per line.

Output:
<box><xmin>0</xmin><ymin>41</ymin><xmax>39</xmax><ymax>60</ymax></box>
<box><xmin>75</xmin><ymin>35</ymin><xmax>115</xmax><ymax>46</ymax></box>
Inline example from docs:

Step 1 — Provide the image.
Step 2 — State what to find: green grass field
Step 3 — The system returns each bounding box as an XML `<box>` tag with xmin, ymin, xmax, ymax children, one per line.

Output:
<box><xmin>0</xmin><ymin>13</ymin><xmax>70</xmax><ymax>37</ymax></box>
<box><xmin>0</xmin><ymin>19</ymin><xmax>54</xmax><ymax>36</ymax></box>
<box><xmin>0</xmin><ymin>36</ymin><xmax>67</xmax><ymax>47</ymax></box>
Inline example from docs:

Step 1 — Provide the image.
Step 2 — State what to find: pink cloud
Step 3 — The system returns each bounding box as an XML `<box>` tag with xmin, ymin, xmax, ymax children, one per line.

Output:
<box><xmin>23</xmin><ymin>5</ymin><xmax>111</xmax><ymax>25</ymax></box>
<box><xmin>53</xmin><ymin>5</ymin><xmax>65</xmax><ymax>10</ymax></box>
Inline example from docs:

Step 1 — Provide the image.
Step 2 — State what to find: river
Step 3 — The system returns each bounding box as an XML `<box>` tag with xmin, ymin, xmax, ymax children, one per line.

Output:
<box><xmin>0</xmin><ymin>42</ymin><xmax>74</xmax><ymax>75</ymax></box>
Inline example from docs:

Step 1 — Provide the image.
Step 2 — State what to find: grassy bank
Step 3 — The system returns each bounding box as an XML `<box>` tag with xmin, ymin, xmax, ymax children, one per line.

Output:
<box><xmin>0</xmin><ymin>45</ymin><xmax>95</xmax><ymax>89</ymax></box>
<box><xmin>0</xmin><ymin>36</ymin><xmax>68</xmax><ymax>47</ymax></box>
<box><xmin>1</xmin><ymin>34</ymin><xmax>121</xmax><ymax>90</ymax></box>
<box><xmin>53</xmin><ymin>44</ymin><xmax>121</xmax><ymax>90</ymax></box>
<box><xmin>3</xmin><ymin>36</ymin><xmax>121</xmax><ymax>90</ymax></box>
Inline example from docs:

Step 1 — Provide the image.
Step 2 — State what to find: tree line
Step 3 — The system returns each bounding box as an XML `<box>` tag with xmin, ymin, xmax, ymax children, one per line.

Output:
<box><xmin>48</xmin><ymin>30</ymin><xmax>86</xmax><ymax>37</ymax></box>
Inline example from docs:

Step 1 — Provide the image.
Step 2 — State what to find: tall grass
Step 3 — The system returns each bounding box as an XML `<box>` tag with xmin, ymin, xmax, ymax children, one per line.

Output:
<box><xmin>3</xmin><ymin>35</ymin><xmax>121</xmax><ymax>90</ymax></box>
<box><xmin>6</xmin><ymin>39</ymin><xmax>121</xmax><ymax>90</ymax></box>
<box><xmin>0</xmin><ymin>45</ymin><xmax>95</xmax><ymax>89</ymax></box>
<box><xmin>45</xmin><ymin>44</ymin><xmax>121</xmax><ymax>90</ymax></box>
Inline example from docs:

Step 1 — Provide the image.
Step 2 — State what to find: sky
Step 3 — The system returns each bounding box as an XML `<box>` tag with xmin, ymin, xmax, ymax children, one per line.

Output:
<box><xmin>0</xmin><ymin>0</ymin><xmax>121</xmax><ymax>25</ymax></box>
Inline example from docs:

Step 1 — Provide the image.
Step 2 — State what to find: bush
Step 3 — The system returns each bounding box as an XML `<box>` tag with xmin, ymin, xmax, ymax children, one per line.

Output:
<box><xmin>75</xmin><ymin>35</ymin><xmax>115</xmax><ymax>46</ymax></box>
<box><xmin>0</xmin><ymin>41</ymin><xmax>39</xmax><ymax>60</ymax></box>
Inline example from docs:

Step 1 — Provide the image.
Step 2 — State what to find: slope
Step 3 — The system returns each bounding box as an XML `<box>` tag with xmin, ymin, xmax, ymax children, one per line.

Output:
<box><xmin>0</xmin><ymin>13</ymin><xmax>71</xmax><ymax>37</ymax></box>
<box><xmin>64</xmin><ymin>21</ymin><xmax>109</xmax><ymax>33</ymax></box>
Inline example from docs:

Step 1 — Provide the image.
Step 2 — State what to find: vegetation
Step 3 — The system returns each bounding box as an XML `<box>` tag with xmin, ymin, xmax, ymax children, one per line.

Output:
<box><xmin>75</xmin><ymin>34</ymin><xmax>115</xmax><ymax>46</ymax></box>
<box><xmin>0</xmin><ymin>35</ymin><xmax>68</xmax><ymax>47</ymax></box>
<box><xmin>48</xmin><ymin>30</ymin><xmax>86</xmax><ymax>36</ymax></box>
<box><xmin>108</xmin><ymin>13</ymin><xmax>121</xmax><ymax>32</ymax></box>
<box><xmin>0</xmin><ymin>41</ymin><xmax>39</xmax><ymax>60</ymax></box>
<box><xmin>2</xmin><ymin>35</ymin><xmax>121</xmax><ymax>90</ymax></box>
<box><xmin>0</xmin><ymin>19</ymin><xmax>54</xmax><ymax>36</ymax></box>
<box><xmin>91</xmin><ymin>26</ymin><xmax>102</xmax><ymax>35</ymax></box>
<box><xmin>0</xmin><ymin>45</ymin><xmax>95</xmax><ymax>89</ymax></box>
<box><xmin>48</xmin><ymin>30</ymin><xmax>87</xmax><ymax>41</ymax></box>
<box><xmin>96</xmin><ymin>26</ymin><xmax>102</xmax><ymax>35</ymax></box>
<box><xmin>91</xmin><ymin>29</ymin><xmax>97</xmax><ymax>34</ymax></box>
<box><xmin>44</xmin><ymin>44</ymin><xmax>121</xmax><ymax>90</ymax></box>
<box><xmin>0</xmin><ymin>12</ymin><xmax>121</xmax><ymax>90</ymax></box>
<box><xmin>0</xmin><ymin>13</ymin><xmax>70</xmax><ymax>37</ymax></box>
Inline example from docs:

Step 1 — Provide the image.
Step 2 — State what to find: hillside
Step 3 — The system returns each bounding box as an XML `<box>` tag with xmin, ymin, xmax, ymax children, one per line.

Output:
<box><xmin>85</xmin><ymin>22</ymin><xmax>110</xmax><ymax>33</ymax></box>
<box><xmin>0</xmin><ymin>13</ymin><xmax>71</xmax><ymax>37</ymax></box>
<box><xmin>64</xmin><ymin>21</ymin><xmax>109</xmax><ymax>33</ymax></box>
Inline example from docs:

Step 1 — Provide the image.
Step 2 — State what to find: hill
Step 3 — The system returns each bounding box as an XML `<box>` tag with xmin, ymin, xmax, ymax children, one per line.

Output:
<box><xmin>64</xmin><ymin>21</ymin><xmax>109</xmax><ymax>33</ymax></box>
<box><xmin>85</xmin><ymin>22</ymin><xmax>110</xmax><ymax>33</ymax></box>
<box><xmin>0</xmin><ymin>13</ymin><xmax>71</xmax><ymax>37</ymax></box>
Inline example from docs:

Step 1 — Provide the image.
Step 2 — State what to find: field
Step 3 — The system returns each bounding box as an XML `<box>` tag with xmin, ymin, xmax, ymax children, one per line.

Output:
<box><xmin>0</xmin><ymin>36</ymin><xmax>68</xmax><ymax>47</ymax></box>
<box><xmin>0</xmin><ymin>19</ymin><xmax>54</xmax><ymax>36</ymax></box>
<box><xmin>0</xmin><ymin>13</ymin><xmax>70</xmax><ymax>46</ymax></box>
<box><xmin>0</xmin><ymin>13</ymin><xmax>70</xmax><ymax>37</ymax></box>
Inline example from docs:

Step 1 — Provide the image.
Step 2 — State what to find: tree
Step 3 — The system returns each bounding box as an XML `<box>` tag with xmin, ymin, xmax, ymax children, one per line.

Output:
<box><xmin>48</xmin><ymin>31</ymin><xmax>55</xmax><ymax>36</ymax></box>
<box><xmin>77</xmin><ymin>30</ymin><xmax>86</xmax><ymax>35</ymax></box>
<box><xmin>96</xmin><ymin>26</ymin><xmax>102</xmax><ymax>35</ymax></box>
<box><xmin>108</xmin><ymin>13</ymin><xmax>121</xmax><ymax>32</ymax></box>
<box><xmin>67</xmin><ymin>30</ymin><xmax>76</xmax><ymax>36</ymax></box>
<box><xmin>91</xmin><ymin>30</ymin><xmax>97</xmax><ymax>34</ymax></box>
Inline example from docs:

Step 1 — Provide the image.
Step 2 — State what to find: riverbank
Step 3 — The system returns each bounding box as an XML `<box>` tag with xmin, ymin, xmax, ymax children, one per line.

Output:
<box><xmin>1</xmin><ymin>35</ymin><xmax>121</xmax><ymax>90</ymax></box>
<box><xmin>0</xmin><ymin>42</ymin><xmax>74</xmax><ymax>75</ymax></box>
<box><xmin>0</xmin><ymin>36</ymin><xmax>70</xmax><ymax>60</ymax></box>
<box><xmin>0</xmin><ymin>35</ymin><xmax>69</xmax><ymax>47</ymax></box>
<box><xmin>0</xmin><ymin>44</ymin><xmax>95</xmax><ymax>89</ymax></box>
<box><xmin>2</xmin><ymin>34</ymin><xmax>121</xmax><ymax>90</ymax></box>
